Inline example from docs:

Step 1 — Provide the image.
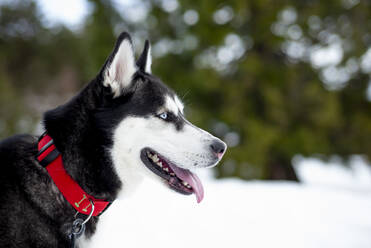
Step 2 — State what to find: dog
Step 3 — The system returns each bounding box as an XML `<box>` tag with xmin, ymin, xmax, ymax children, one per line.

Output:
<box><xmin>0</xmin><ymin>32</ymin><xmax>226</xmax><ymax>248</ymax></box>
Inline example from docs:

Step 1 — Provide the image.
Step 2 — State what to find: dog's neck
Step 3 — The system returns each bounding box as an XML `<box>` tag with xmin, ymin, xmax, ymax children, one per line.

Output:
<box><xmin>43</xmin><ymin>78</ymin><xmax>122</xmax><ymax>202</ymax></box>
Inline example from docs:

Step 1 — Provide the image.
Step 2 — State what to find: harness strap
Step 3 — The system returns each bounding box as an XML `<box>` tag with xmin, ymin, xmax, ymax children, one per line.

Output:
<box><xmin>36</xmin><ymin>133</ymin><xmax>111</xmax><ymax>217</ymax></box>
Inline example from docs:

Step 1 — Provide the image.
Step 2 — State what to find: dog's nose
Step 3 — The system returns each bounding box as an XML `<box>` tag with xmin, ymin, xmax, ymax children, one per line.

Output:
<box><xmin>210</xmin><ymin>140</ymin><xmax>227</xmax><ymax>159</ymax></box>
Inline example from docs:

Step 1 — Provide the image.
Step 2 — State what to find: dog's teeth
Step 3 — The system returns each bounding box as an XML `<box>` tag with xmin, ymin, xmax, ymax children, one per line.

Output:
<box><xmin>157</xmin><ymin>162</ymin><xmax>162</xmax><ymax>167</ymax></box>
<box><xmin>163</xmin><ymin>167</ymin><xmax>169</xmax><ymax>172</ymax></box>
<box><xmin>152</xmin><ymin>154</ymin><xmax>159</xmax><ymax>162</ymax></box>
<box><xmin>182</xmin><ymin>181</ymin><xmax>192</xmax><ymax>188</ymax></box>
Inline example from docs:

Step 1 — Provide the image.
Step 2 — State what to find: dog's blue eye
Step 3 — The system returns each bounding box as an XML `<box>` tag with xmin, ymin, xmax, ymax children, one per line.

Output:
<box><xmin>159</xmin><ymin>112</ymin><xmax>168</xmax><ymax>120</ymax></box>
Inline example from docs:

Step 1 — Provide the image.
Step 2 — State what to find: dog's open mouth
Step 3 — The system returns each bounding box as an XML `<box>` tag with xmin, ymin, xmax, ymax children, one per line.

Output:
<box><xmin>140</xmin><ymin>148</ymin><xmax>204</xmax><ymax>203</ymax></box>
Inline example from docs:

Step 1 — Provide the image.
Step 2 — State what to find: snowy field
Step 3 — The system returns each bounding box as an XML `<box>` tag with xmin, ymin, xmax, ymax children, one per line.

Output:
<box><xmin>86</xmin><ymin>157</ymin><xmax>371</xmax><ymax>248</ymax></box>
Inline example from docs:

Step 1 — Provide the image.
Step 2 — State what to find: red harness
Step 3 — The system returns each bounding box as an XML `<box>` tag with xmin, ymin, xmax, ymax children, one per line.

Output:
<box><xmin>36</xmin><ymin>133</ymin><xmax>111</xmax><ymax>217</ymax></box>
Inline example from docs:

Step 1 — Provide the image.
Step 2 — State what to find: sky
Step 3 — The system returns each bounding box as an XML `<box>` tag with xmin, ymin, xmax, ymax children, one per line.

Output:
<box><xmin>36</xmin><ymin>0</ymin><xmax>92</xmax><ymax>28</ymax></box>
<box><xmin>0</xmin><ymin>0</ymin><xmax>92</xmax><ymax>28</ymax></box>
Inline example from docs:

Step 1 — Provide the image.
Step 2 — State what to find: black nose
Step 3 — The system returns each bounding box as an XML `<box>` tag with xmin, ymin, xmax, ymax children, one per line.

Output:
<box><xmin>210</xmin><ymin>140</ymin><xmax>226</xmax><ymax>157</ymax></box>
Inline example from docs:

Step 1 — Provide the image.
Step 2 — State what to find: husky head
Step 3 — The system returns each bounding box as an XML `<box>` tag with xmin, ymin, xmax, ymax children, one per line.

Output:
<box><xmin>99</xmin><ymin>33</ymin><xmax>226</xmax><ymax>203</ymax></box>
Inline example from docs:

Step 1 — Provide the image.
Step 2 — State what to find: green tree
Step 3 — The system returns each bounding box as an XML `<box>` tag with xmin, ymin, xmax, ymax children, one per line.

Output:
<box><xmin>125</xmin><ymin>0</ymin><xmax>371</xmax><ymax>180</ymax></box>
<box><xmin>0</xmin><ymin>0</ymin><xmax>370</xmax><ymax>180</ymax></box>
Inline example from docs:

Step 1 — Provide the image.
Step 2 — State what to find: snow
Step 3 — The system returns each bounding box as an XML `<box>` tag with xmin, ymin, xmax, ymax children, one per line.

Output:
<box><xmin>294</xmin><ymin>155</ymin><xmax>371</xmax><ymax>190</ymax></box>
<box><xmin>86</xmin><ymin>159</ymin><xmax>371</xmax><ymax>248</ymax></box>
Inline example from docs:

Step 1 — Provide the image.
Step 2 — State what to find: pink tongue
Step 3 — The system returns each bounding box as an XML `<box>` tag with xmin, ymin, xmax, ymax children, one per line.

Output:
<box><xmin>168</xmin><ymin>164</ymin><xmax>204</xmax><ymax>203</ymax></box>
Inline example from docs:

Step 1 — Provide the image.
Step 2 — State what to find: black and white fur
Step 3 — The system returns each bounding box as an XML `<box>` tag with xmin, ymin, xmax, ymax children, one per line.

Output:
<box><xmin>0</xmin><ymin>32</ymin><xmax>226</xmax><ymax>248</ymax></box>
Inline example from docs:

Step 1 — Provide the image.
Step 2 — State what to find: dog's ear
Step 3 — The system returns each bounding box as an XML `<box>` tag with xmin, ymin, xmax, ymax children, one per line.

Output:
<box><xmin>102</xmin><ymin>32</ymin><xmax>137</xmax><ymax>98</ymax></box>
<box><xmin>136</xmin><ymin>40</ymin><xmax>152</xmax><ymax>73</ymax></box>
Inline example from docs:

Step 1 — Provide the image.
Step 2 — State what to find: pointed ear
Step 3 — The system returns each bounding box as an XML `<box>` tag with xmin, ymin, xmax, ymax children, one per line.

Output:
<box><xmin>136</xmin><ymin>40</ymin><xmax>152</xmax><ymax>73</ymax></box>
<box><xmin>102</xmin><ymin>32</ymin><xmax>137</xmax><ymax>97</ymax></box>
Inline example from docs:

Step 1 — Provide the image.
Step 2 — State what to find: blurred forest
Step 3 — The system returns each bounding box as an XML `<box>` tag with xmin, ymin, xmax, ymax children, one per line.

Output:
<box><xmin>0</xmin><ymin>0</ymin><xmax>370</xmax><ymax>180</ymax></box>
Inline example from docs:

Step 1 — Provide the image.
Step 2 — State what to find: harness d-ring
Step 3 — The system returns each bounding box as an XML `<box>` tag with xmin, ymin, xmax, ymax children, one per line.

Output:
<box><xmin>73</xmin><ymin>199</ymin><xmax>95</xmax><ymax>224</ymax></box>
<box><xmin>81</xmin><ymin>199</ymin><xmax>95</xmax><ymax>225</ymax></box>
<box><xmin>69</xmin><ymin>200</ymin><xmax>95</xmax><ymax>248</ymax></box>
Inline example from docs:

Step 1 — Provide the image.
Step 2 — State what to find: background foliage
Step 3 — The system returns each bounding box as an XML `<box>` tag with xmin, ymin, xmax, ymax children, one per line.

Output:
<box><xmin>0</xmin><ymin>0</ymin><xmax>370</xmax><ymax>180</ymax></box>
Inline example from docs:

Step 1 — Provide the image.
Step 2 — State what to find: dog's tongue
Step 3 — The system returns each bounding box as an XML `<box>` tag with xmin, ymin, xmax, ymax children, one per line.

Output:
<box><xmin>168</xmin><ymin>164</ymin><xmax>204</xmax><ymax>203</ymax></box>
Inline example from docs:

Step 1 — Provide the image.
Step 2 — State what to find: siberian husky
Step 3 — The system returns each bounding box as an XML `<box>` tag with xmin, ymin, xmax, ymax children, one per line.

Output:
<box><xmin>0</xmin><ymin>32</ymin><xmax>226</xmax><ymax>247</ymax></box>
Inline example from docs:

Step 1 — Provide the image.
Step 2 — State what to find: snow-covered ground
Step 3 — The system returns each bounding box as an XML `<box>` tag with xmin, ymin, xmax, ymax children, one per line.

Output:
<box><xmin>86</xmin><ymin>157</ymin><xmax>371</xmax><ymax>248</ymax></box>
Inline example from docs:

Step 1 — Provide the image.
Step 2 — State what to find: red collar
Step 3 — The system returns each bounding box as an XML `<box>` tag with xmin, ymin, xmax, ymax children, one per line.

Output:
<box><xmin>36</xmin><ymin>133</ymin><xmax>111</xmax><ymax>216</ymax></box>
